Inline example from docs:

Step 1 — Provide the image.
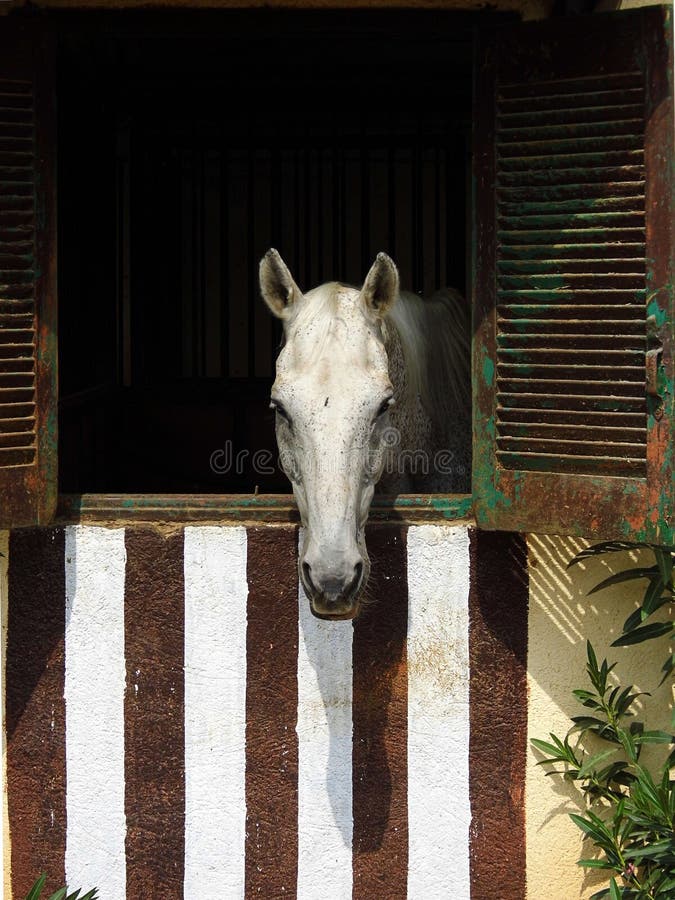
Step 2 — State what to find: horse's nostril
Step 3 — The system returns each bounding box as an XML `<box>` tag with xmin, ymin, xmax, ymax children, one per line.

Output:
<box><xmin>301</xmin><ymin>561</ymin><xmax>314</xmax><ymax>594</ymax></box>
<box><xmin>351</xmin><ymin>561</ymin><xmax>364</xmax><ymax>592</ymax></box>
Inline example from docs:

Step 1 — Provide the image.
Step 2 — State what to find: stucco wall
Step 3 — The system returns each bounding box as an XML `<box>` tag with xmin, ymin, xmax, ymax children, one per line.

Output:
<box><xmin>1</xmin><ymin>523</ymin><xmax>529</xmax><ymax>899</ymax></box>
<box><xmin>1</xmin><ymin>524</ymin><xmax>671</xmax><ymax>898</ymax></box>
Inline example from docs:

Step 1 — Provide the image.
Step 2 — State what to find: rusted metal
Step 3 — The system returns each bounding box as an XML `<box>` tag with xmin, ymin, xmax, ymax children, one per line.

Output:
<box><xmin>473</xmin><ymin>7</ymin><xmax>674</xmax><ymax>541</ymax></box>
<box><xmin>0</xmin><ymin>20</ymin><xmax>57</xmax><ymax>528</ymax></box>
<box><xmin>55</xmin><ymin>493</ymin><xmax>474</xmax><ymax>526</ymax></box>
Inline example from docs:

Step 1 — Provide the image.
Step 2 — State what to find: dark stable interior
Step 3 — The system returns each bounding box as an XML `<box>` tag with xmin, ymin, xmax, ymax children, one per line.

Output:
<box><xmin>57</xmin><ymin>11</ymin><xmax>474</xmax><ymax>493</ymax></box>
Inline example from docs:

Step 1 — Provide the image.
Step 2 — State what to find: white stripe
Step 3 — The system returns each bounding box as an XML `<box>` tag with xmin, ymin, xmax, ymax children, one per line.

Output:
<box><xmin>407</xmin><ymin>526</ymin><xmax>471</xmax><ymax>899</ymax></box>
<box><xmin>297</xmin><ymin>531</ymin><xmax>353</xmax><ymax>900</ymax></box>
<box><xmin>184</xmin><ymin>526</ymin><xmax>248</xmax><ymax>896</ymax></box>
<box><xmin>65</xmin><ymin>526</ymin><xmax>127</xmax><ymax>899</ymax></box>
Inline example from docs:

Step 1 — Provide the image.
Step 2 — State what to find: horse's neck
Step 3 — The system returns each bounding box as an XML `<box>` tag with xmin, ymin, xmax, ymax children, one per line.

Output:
<box><xmin>382</xmin><ymin>312</ymin><xmax>433</xmax><ymax>457</ymax></box>
<box><xmin>385</xmin><ymin>291</ymin><xmax>471</xmax><ymax>434</ymax></box>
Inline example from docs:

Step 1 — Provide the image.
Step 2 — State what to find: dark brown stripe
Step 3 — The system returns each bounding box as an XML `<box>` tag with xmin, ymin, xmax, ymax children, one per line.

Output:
<box><xmin>469</xmin><ymin>529</ymin><xmax>528</xmax><ymax>900</ymax></box>
<box><xmin>245</xmin><ymin>526</ymin><xmax>299</xmax><ymax>898</ymax></box>
<box><xmin>6</xmin><ymin>527</ymin><xmax>66</xmax><ymax>897</ymax></box>
<box><xmin>124</xmin><ymin>527</ymin><xmax>185</xmax><ymax>899</ymax></box>
<box><xmin>352</xmin><ymin>524</ymin><xmax>408</xmax><ymax>900</ymax></box>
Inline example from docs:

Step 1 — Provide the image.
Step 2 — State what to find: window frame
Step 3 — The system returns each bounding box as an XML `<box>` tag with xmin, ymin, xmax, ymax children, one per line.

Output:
<box><xmin>1</xmin><ymin>5</ymin><xmax>672</xmax><ymax>539</ymax></box>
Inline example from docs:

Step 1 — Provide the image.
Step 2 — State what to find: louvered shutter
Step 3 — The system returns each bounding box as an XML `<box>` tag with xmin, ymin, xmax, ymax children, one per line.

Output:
<box><xmin>473</xmin><ymin>6</ymin><xmax>674</xmax><ymax>542</ymax></box>
<box><xmin>0</xmin><ymin>21</ymin><xmax>57</xmax><ymax>527</ymax></box>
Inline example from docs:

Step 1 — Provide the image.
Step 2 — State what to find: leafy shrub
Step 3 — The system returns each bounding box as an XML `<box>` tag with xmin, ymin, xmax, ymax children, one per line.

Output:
<box><xmin>532</xmin><ymin>541</ymin><xmax>674</xmax><ymax>900</ymax></box>
<box><xmin>25</xmin><ymin>874</ymin><xmax>98</xmax><ymax>900</ymax></box>
<box><xmin>568</xmin><ymin>541</ymin><xmax>673</xmax><ymax>680</ymax></box>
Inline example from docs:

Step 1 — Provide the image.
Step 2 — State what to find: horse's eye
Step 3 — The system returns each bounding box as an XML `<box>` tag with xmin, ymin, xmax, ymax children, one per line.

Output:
<box><xmin>376</xmin><ymin>396</ymin><xmax>394</xmax><ymax>418</ymax></box>
<box><xmin>270</xmin><ymin>400</ymin><xmax>291</xmax><ymax>425</ymax></box>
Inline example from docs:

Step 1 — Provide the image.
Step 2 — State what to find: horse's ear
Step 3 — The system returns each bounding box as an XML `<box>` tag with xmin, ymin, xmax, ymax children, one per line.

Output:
<box><xmin>361</xmin><ymin>253</ymin><xmax>399</xmax><ymax>316</ymax></box>
<box><xmin>259</xmin><ymin>249</ymin><xmax>303</xmax><ymax>319</ymax></box>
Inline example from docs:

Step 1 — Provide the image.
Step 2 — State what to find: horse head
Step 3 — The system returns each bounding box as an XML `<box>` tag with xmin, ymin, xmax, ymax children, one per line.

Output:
<box><xmin>260</xmin><ymin>248</ymin><xmax>399</xmax><ymax>620</ymax></box>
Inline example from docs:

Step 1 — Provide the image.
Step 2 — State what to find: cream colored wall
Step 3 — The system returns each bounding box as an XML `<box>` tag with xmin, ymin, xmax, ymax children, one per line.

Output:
<box><xmin>526</xmin><ymin>535</ymin><xmax>673</xmax><ymax>900</ymax></box>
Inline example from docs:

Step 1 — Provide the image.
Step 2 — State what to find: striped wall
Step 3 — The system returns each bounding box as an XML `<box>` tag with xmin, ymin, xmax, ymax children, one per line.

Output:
<box><xmin>3</xmin><ymin>524</ymin><xmax>528</xmax><ymax>900</ymax></box>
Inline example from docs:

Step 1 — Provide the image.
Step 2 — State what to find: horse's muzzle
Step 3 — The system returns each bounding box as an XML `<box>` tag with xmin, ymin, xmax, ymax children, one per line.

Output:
<box><xmin>311</xmin><ymin>597</ymin><xmax>361</xmax><ymax>621</ymax></box>
<box><xmin>300</xmin><ymin>557</ymin><xmax>365</xmax><ymax>620</ymax></box>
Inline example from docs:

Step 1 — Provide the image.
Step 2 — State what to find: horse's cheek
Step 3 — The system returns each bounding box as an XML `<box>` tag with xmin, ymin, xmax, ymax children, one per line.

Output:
<box><xmin>293</xmin><ymin>483</ymin><xmax>309</xmax><ymax>526</ymax></box>
<box><xmin>275</xmin><ymin>430</ymin><xmax>301</xmax><ymax>486</ymax></box>
<box><xmin>363</xmin><ymin>433</ymin><xmax>388</xmax><ymax>486</ymax></box>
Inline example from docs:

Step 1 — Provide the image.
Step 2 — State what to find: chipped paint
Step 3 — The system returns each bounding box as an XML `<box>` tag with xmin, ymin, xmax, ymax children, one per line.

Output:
<box><xmin>472</xmin><ymin>7</ymin><xmax>673</xmax><ymax>541</ymax></box>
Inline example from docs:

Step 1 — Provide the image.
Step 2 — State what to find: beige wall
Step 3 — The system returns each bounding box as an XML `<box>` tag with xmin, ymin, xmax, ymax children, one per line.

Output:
<box><xmin>526</xmin><ymin>535</ymin><xmax>673</xmax><ymax>900</ymax></box>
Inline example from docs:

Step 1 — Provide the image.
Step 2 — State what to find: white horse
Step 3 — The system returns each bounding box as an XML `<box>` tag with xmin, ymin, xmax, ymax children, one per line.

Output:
<box><xmin>260</xmin><ymin>249</ymin><xmax>470</xmax><ymax>619</ymax></box>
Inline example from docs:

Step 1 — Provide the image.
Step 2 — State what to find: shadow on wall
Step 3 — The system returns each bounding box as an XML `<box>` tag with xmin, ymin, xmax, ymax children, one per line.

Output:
<box><xmin>297</xmin><ymin>525</ymin><xmax>409</xmax><ymax>859</ymax></box>
<box><xmin>298</xmin><ymin>592</ymin><xmax>354</xmax><ymax>851</ymax></box>
<box><xmin>526</xmin><ymin>534</ymin><xmax>673</xmax><ymax>899</ymax></box>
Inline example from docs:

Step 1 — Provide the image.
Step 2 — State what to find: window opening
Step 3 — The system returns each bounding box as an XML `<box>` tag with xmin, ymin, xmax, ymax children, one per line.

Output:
<box><xmin>57</xmin><ymin>12</ymin><xmax>474</xmax><ymax>495</ymax></box>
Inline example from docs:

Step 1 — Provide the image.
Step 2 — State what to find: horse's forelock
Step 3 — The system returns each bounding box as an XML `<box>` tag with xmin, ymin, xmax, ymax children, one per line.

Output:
<box><xmin>285</xmin><ymin>282</ymin><xmax>376</xmax><ymax>364</ymax></box>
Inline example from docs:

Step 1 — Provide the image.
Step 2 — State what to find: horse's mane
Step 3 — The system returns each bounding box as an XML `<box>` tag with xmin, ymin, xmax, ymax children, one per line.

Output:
<box><xmin>285</xmin><ymin>280</ymin><xmax>471</xmax><ymax>429</ymax></box>
<box><xmin>386</xmin><ymin>288</ymin><xmax>471</xmax><ymax>423</ymax></box>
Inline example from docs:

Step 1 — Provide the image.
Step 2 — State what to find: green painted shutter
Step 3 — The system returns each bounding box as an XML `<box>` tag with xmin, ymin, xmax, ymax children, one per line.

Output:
<box><xmin>473</xmin><ymin>6</ymin><xmax>674</xmax><ymax>542</ymax></box>
<box><xmin>0</xmin><ymin>21</ymin><xmax>57</xmax><ymax>527</ymax></box>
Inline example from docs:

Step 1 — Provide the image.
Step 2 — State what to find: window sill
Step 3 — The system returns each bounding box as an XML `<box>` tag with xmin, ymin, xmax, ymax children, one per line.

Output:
<box><xmin>56</xmin><ymin>493</ymin><xmax>474</xmax><ymax>526</ymax></box>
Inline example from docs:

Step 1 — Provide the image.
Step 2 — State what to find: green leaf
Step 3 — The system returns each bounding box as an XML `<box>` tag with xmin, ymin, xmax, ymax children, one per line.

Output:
<box><xmin>568</xmin><ymin>542</ymin><xmax>652</xmax><ymax>567</ymax></box>
<box><xmin>627</xmin><ymin>840</ymin><xmax>675</xmax><ymax>861</ymax></box>
<box><xmin>587</xmin><ymin>641</ymin><xmax>599</xmax><ymax>673</ymax></box>
<box><xmin>618</xmin><ymin>729</ymin><xmax>638</xmax><ymax>763</ymax></box>
<box><xmin>633</xmin><ymin>766</ymin><xmax>664</xmax><ymax>807</ymax></box>
<box><xmin>574</xmin><ymin>689</ymin><xmax>601</xmax><ymax>702</ymax></box>
<box><xmin>609</xmin><ymin>877</ymin><xmax>621</xmax><ymax>900</ymax></box>
<box><xmin>570</xmin><ymin>812</ymin><xmax>613</xmax><ymax>846</ymax></box>
<box><xmin>623</xmin><ymin>606</ymin><xmax>644</xmax><ymax>634</ymax></box>
<box><xmin>588</xmin><ymin>566</ymin><xmax>659</xmax><ymax>595</ymax></box>
<box><xmin>577</xmin><ymin>858</ymin><xmax>615</xmax><ymax>870</ymax></box>
<box><xmin>655</xmin><ymin>547</ymin><xmax>674</xmax><ymax>586</ymax></box>
<box><xmin>578</xmin><ymin>749</ymin><xmax>619</xmax><ymax>779</ymax></box>
<box><xmin>634</xmin><ymin>730</ymin><xmax>674</xmax><ymax>745</ymax></box>
<box><xmin>26</xmin><ymin>875</ymin><xmax>47</xmax><ymax>900</ymax></box>
<box><xmin>589</xmin><ymin>890</ymin><xmax>612</xmax><ymax>900</ymax></box>
<box><xmin>570</xmin><ymin>715</ymin><xmax>617</xmax><ymax>740</ymax></box>
<box><xmin>659</xmin><ymin>653</ymin><xmax>674</xmax><ymax>686</ymax></box>
<box><xmin>642</xmin><ymin>577</ymin><xmax>668</xmax><ymax>617</ymax></box>
<box><xmin>543</xmin><ymin>768</ymin><xmax>579</xmax><ymax>777</ymax></box>
<box><xmin>23</xmin><ymin>878</ymin><xmax>97</xmax><ymax>900</ymax></box>
<box><xmin>615</xmin><ymin>686</ymin><xmax>645</xmax><ymax>716</ymax></box>
<box><xmin>531</xmin><ymin>738</ymin><xmax>565</xmax><ymax>758</ymax></box>
<box><xmin>612</xmin><ymin>621</ymin><xmax>674</xmax><ymax>646</ymax></box>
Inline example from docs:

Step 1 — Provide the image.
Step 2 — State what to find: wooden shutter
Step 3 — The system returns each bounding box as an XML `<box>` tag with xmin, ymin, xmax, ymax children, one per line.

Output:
<box><xmin>473</xmin><ymin>6</ymin><xmax>674</xmax><ymax>542</ymax></box>
<box><xmin>0</xmin><ymin>21</ymin><xmax>57</xmax><ymax>527</ymax></box>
